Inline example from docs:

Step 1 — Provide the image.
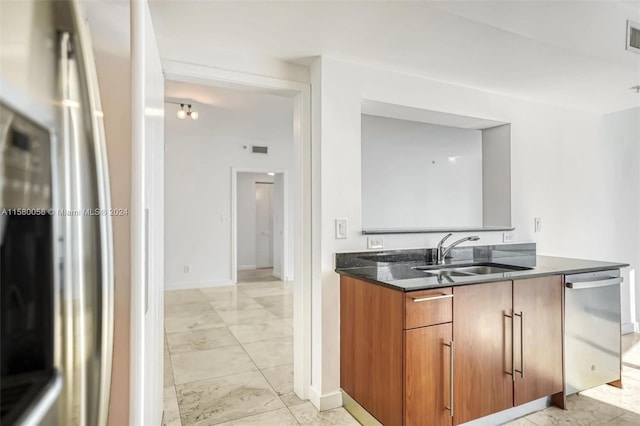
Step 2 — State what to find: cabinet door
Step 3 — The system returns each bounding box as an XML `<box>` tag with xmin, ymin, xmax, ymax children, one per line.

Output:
<box><xmin>513</xmin><ymin>276</ymin><xmax>563</xmax><ymax>406</ymax></box>
<box><xmin>453</xmin><ymin>281</ymin><xmax>513</xmax><ymax>425</ymax></box>
<box><xmin>340</xmin><ymin>276</ymin><xmax>404</xmax><ymax>426</ymax></box>
<box><xmin>405</xmin><ymin>323</ymin><xmax>453</xmax><ymax>426</ymax></box>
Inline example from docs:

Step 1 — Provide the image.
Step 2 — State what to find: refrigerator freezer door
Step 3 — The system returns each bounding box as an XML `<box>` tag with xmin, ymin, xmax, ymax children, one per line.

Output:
<box><xmin>2</xmin><ymin>1</ymin><xmax>114</xmax><ymax>425</ymax></box>
<box><xmin>41</xmin><ymin>1</ymin><xmax>114</xmax><ymax>425</ymax></box>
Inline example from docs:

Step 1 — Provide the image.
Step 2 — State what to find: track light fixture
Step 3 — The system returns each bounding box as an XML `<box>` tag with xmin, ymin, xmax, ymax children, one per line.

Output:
<box><xmin>176</xmin><ymin>103</ymin><xmax>199</xmax><ymax>120</ymax></box>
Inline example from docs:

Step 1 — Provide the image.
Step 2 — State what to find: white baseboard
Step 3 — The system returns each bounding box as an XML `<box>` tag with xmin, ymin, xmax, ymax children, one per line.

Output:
<box><xmin>272</xmin><ymin>270</ymin><xmax>283</xmax><ymax>280</ymax></box>
<box><xmin>308</xmin><ymin>386</ymin><xmax>342</xmax><ymax>411</ymax></box>
<box><xmin>237</xmin><ymin>265</ymin><xmax>257</xmax><ymax>271</ymax></box>
<box><xmin>622</xmin><ymin>322</ymin><xmax>639</xmax><ymax>334</ymax></box>
<box><xmin>165</xmin><ymin>279</ymin><xmax>233</xmax><ymax>291</ymax></box>
<box><xmin>256</xmin><ymin>263</ymin><xmax>273</xmax><ymax>269</ymax></box>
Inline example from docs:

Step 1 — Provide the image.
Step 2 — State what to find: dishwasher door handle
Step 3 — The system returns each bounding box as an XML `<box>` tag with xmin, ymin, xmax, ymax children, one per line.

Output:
<box><xmin>566</xmin><ymin>277</ymin><xmax>623</xmax><ymax>289</ymax></box>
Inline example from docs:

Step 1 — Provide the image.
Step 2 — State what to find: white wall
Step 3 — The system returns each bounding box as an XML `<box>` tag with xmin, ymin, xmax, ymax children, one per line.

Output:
<box><xmin>237</xmin><ymin>172</ymin><xmax>274</xmax><ymax>270</ymax></box>
<box><xmin>0</xmin><ymin>1</ymin><xmax>58</xmax><ymax>127</ymax></box>
<box><xmin>482</xmin><ymin>124</ymin><xmax>511</xmax><ymax>227</ymax></box>
<box><xmin>130</xmin><ymin>0</ymin><xmax>165</xmax><ymax>424</ymax></box>
<box><xmin>310</xmin><ymin>56</ymin><xmax>640</xmax><ymax>407</ymax></box>
<box><xmin>361</xmin><ymin>114</ymin><xmax>482</xmax><ymax>229</ymax></box>
<box><xmin>164</xmin><ymin>87</ymin><xmax>295</xmax><ymax>289</ymax></box>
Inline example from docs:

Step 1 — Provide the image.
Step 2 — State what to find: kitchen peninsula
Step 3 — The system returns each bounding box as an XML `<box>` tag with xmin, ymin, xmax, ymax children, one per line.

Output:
<box><xmin>335</xmin><ymin>243</ymin><xmax>627</xmax><ymax>426</ymax></box>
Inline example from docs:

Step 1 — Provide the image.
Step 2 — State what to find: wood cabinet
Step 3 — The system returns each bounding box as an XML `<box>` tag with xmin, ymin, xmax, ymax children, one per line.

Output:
<box><xmin>452</xmin><ymin>276</ymin><xmax>563</xmax><ymax>425</ymax></box>
<box><xmin>405</xmin><ymin>288</ymin><xmax>453</xmax><ymax>329</ymax></box>
<box><xmin>513</xmin><ymin>276</ymin><xmax>563</xmax><ymax>406</ymax></box>
<box><xmin>453</xmin><ymin>281</ymin><xmax>514</xmax><ymax>424</ymax></box>
<box><xmin>340</xmin><ymin>276</ymin><xmax>452</xmax><ymax>426</ymax></box>
<box><xmin>340</xmin><ymin>274</ymin><xmax>564</xmax><ymax>426</ymax></box>
<box><xmin>340</xmin><ymin>276</ymin><xmax>404</xmax><ymax>426</ymax></box>
<box><xmin>405</xmin><ymin>323</ymin><xmax>453</xmax><ymax>426</ymax></box>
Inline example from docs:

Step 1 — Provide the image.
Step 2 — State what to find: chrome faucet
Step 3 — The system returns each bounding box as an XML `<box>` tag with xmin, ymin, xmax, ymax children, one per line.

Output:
<box><xmin>436</xmin><ymin>233</ymin><xmax>480</xmax><ymax>264</ymax></box>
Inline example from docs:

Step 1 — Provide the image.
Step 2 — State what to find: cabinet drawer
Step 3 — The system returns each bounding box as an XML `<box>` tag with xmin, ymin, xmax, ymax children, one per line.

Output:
<box><xmin>405</xmin><ymin>288</ymin><xmax>453</xmax><ymax>329</ymax></box>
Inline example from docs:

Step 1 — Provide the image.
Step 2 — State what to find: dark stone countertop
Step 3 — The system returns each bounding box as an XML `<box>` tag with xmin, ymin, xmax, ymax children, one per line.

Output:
<box><xmin>335</xmin><ymin>254</ymin><xmax>628</xmax><ymax>292</ymax></box>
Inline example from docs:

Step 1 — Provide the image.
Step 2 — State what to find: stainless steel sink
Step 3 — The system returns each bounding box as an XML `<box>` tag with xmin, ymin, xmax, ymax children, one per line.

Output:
<box><xmin>419</xmin><ymin>269</ymin><xmax>475</xmax><ymax>277</ymax></box>
<box><xmin>452</xmin><ymin>265</ymin><xmax>524</xmax><ymax>274</ymax></box>
<box><xmin>412</xmin><ymin>262</ymin><xmax>532</xmax><ymax>276</ymax></box>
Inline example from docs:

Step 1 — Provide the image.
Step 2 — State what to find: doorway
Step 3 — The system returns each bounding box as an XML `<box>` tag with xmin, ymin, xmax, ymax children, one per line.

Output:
<box><xmin>162</xmin><ymin>80</ymin><xmax>306</xmax><ymax>423</ymax></box>
<box><xmin>255</xmin><ymin>182</ymin><xmax>273</xmax><ymax>269</ymax></box>
<box><xmin>235</xmin><ymin>171</ymin><xmax>288</xmax><ymax>283</ymax></box>
<box><xmin>160</xmin><ymin>64</ymin><xmax>311</xmax><ymax>420</ymax></box>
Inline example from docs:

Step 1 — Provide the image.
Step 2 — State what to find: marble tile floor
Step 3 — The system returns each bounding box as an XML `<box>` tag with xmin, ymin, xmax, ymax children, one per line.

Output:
<box><xmin>622</xmin><ymin>332</ymin><xmax>640</xmax><ymax>369</ymax></box>
<box><xmin>163</xmin><ymin>275</ymin><xmax>359</xmax><ymax>426</ymax></box>
<box><xmin>237</xmin><ymin>267</ymin><xmax>280</xmax><ymax>284</ymax></box>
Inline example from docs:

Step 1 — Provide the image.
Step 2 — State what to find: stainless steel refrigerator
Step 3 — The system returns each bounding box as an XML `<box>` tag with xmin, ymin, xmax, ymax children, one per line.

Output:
<box><xmin>0</xmin><ymin>0</ymin><xmax>114</xmax><ymax>425</ymax></box>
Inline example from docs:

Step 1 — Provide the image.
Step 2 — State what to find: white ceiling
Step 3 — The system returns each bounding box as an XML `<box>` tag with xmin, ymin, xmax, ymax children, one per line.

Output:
<box><xmin>149</xmin><ymin>1</ymin><xmax>640</xmax><ymax>113</ymax></box>
<box><xmin>164</xmin><ymin>80</ymin><xmax>294</xmax><ymax>162</ymax></box>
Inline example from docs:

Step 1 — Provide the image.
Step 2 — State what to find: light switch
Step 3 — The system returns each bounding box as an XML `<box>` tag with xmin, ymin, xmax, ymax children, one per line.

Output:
<box><xmin>335</xmin><ymin>218</ymin><xmax>348</xmax><ymax>239</ymax></box>
<box><xmin>534</xmin><ymin>217</ymin><xmax>542</xmax><ymax>233</ymax></box>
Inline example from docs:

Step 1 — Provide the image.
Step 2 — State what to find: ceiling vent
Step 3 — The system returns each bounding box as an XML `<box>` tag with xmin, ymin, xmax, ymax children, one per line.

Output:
<box><xmin>251</xmin><ymin>145</ymin><xmax>269</xmax><ymax>154</ymax></box>
<box><xmin>627</xmin><ymin>20</ymin><xmax>640</xmax><ymax>54</ymax></box>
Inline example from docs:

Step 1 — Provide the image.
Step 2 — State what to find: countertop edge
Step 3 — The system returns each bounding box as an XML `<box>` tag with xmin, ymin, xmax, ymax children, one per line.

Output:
<box><xmin>335</xmin><ymin>258</ymin><xmax>629</xmax><ymax>292</ymax></box>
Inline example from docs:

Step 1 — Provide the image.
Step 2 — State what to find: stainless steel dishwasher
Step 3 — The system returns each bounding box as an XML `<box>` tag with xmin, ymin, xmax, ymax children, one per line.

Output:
<box><xmin>565</xmin><ymin>270</ymin><xmax>622</xmax><ymax>395</ymax></box>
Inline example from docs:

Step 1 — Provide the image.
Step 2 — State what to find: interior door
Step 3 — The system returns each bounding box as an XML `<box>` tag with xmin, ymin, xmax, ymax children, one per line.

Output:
<box><xmin>255</xmin><ymin>182</ymin><xmax>273</xmax><ymax>268</ymax></box>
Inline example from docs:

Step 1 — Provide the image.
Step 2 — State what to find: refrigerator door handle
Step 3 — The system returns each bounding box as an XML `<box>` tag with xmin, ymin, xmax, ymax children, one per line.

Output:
<box><xmin>71</xmin><ymin>2</ymin><xmax>115</xmax><ymax>424</ymax></box>
<box><xmin>58</xmin><ymin>2</ymin><xmax>115</xmax><ymax>422</ymax></box>
<box><xmin>58</xmin><ymin>30</ymin><xmax>77</xmax><ymax>425</ymax></box>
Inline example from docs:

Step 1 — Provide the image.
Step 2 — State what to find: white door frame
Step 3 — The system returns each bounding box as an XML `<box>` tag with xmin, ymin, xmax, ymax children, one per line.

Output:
<box><xmin>231</xmin><ymin>168</ymin><xmax>289</xmax><ymax>284</ymax></box>
<box><xmin>163</xmin><ymin>59</ymin><xmax>313</xmax><ymax>400</ymax></box>
<box><xmin>130</xmin><ymin>1</ymin><xmax>165</xmax><ymax>424</ymax></box>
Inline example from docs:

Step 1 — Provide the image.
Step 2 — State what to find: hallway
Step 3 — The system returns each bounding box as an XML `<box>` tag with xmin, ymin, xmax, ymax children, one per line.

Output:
<box><xmin>163</xmin><ymin>277</ymin><xmax>358</xmax><ymax>425</ymax></box>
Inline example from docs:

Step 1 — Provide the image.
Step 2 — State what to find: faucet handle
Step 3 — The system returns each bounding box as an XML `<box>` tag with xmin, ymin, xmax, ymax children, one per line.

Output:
<box><xmin>437</xmin><ymin>232</ymin><xmax>453</xmax><ymax>248</ymax></box>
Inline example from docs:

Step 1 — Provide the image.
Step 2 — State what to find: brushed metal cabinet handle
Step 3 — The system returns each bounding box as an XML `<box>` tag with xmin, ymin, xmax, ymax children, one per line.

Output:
<box><xmin>514</xmin><ymin>311</ymin><xmax>524</xmax><ymax>378</ymax></box>
<box><xmin>444</xmin><ymin>340</ymin><xmax>454</xmax><ymax>417</ymax></box>
<box><xmin>504</xmin><ymin>312</ymin><xmax>515</xmax><ymax>381</ymax></box>
<box><xmin>521</xmin><ymin>311</ymin><xmax>525</xmax><ymax>378</ymax></box>
<box><xmin>412</xmin><ymin>294</ymin><xmax>454</xmax><ymax>303</ymax></box>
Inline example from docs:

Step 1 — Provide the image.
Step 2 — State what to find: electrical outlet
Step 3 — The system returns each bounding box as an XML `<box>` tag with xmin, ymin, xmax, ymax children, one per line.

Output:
<box><xmin>503</xmin><ymin>232</ymin><xmax>514</xmax><ymax>243</ymax></box>
<box><xmin>335</xmin><ymin>218</ymin><xmax>348</xmax><ymax>239</ymax></box>
<box><xmin>534</xmin><ymin>217</ymin><xmax>542</xmax><ymax>233</ymax></box>
<box><xmin>184</xmin><ymin>265</ymin><xmax>191</xmax><ymax>274</ymax></box>
<box><xmin>367</xmin><ymin>236</ymin><xmax>384</xmax><ymax>249</ymax></box>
